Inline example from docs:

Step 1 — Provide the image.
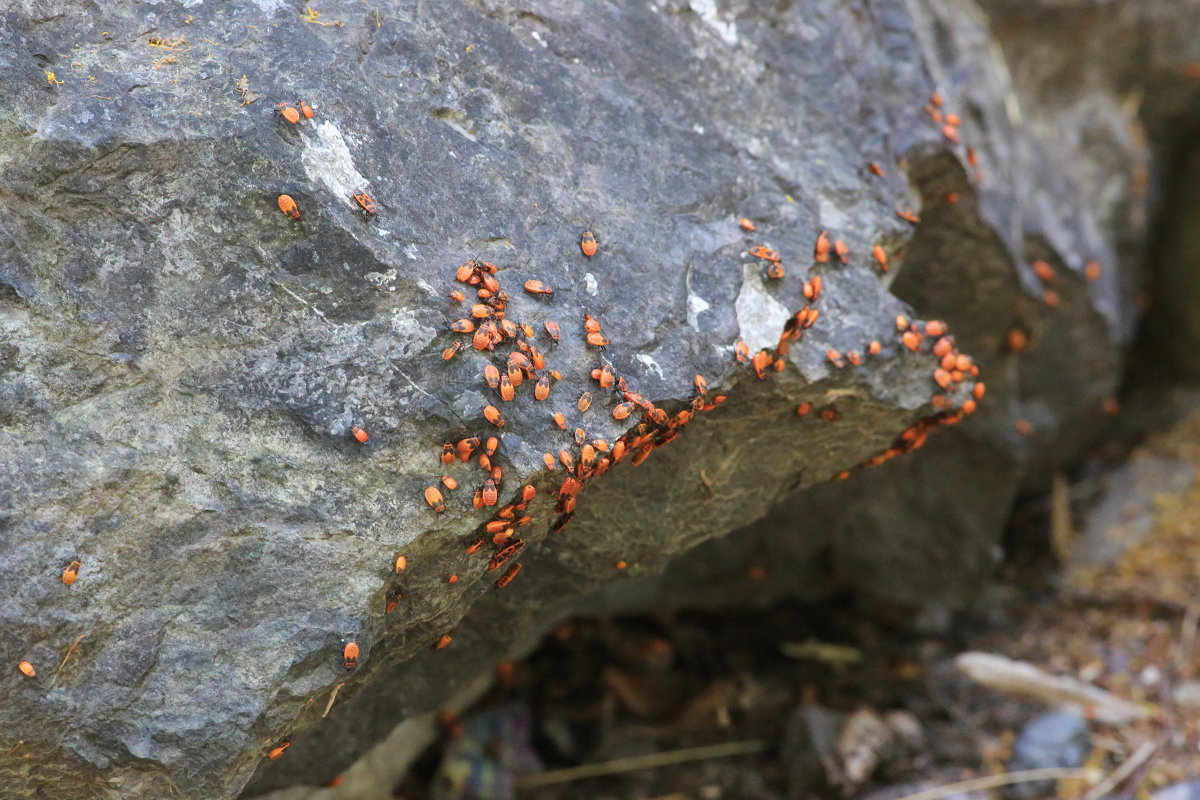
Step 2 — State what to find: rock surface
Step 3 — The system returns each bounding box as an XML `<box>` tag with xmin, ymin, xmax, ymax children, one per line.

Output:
<box><xmin>0</xmin><ymin>0</ymin><xmax>1189</xmax><ymax>797</ymax></box>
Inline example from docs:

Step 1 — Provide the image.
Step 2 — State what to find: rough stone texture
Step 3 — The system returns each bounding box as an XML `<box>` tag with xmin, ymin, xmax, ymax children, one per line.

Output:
<box><xmin>0</xmin><ymin>0</ymin><xmax>1191</xmax><ymax>797</ymax></box>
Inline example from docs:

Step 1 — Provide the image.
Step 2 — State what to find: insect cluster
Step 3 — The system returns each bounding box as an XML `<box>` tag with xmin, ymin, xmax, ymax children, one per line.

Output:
<box><xmin>412</xmin><ymin>244</ymin><xmax>730</xmax><ymax>608</ymax></box>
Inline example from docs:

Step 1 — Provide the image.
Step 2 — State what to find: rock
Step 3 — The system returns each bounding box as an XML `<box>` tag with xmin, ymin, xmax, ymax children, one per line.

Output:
<box><xmin>431</xmin><ymin>705</ymin><xmax>541</xmax><ymax>800</ymax></box>
<box><xmin>1154</xmin><ymin>780</ymin><xmax>1200</xmax><ymax>800</ymax></box>
<box><xmin>0</xmin><ymin>0</ymin><xmax>1185</xmax><ymax>796</ymax></box>
<box><xmin>1008</xmin><ymin>711</ymin><xmax>1090</xmax><ymax>798</ymax></box>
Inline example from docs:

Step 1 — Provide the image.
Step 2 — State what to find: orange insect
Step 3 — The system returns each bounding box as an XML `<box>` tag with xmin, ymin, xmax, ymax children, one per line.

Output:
<box><xmin>813</xmin><ymin>231</ymin><xmax>830</xmax><ymax>263</ymax></box>
<box><xmin>577</xmin><ymin>391</ymin><xmax>592</xmax><ymax>412</ymax></box>
<box><xmin>544</xmin><ymin>320</ymin><xmax>561</xmax><ymax>342</ymax></box>
<box><xmin>276</xmin><ymin>102</ymin><xmax>300</xmax><ymax>124</ymax></box>
<box><xmin>435</xmin><ymin>635</ymin><xmax>453</xmax><ymax>650</ymax></box>
<box><xmin>524</xmin><ymin>280</ymin><xmax>554</xmax><ymax>295</ymax></box>
<box><xmin>573</xmin><ymin>427</ymin><xmax>586</xmax><ymax>445</ymax></box>
<box><xmin>448</xmin><ymin>289</ymin><xmax>466</xmax><ymax>303</ymax></box>
<box><xmin>765</xmin><ymin>262</ymin><xmax>785</xmax><ymax>280</ymax></box>
<box><xmin>796</xmin><ymin>402</ymin><xmax>811</xmax><ymax>417</ymax></box>
<box><xmin>580</xmin><ymin>230</ymin><xmax>598</xmax><ymax>257</ymax></box>
<box><xmin>442</xmin><ymin>341</ymin><xmax>463</xmax><ymax>361</ymax></box>
<box><xmin>616</xmin><ymin>560</ymin><xmax>627</xmax><ymax>569</ymax></box>
<box><xmin>481</xmin><ymin>478</ymin><xmax>498</xmax><ymax>506</ymax></box>
<box><xmin>18</xmin><ymin>660</ymin><xmax>35</xmax><ymax>678</ymax></box>
<box><xmin>267</xmin><ymin>742</ymin><xmax>291</xmax><ymax>760</ymax></box>
<box><xmin>277</xmin><ymin>194</ymin><xmax>300</xmax><ymax>220</ymax></box>
<box><xmin>351</xmin><ymin>427</ymin><xmax>369</xmax><ymax>443</ymax></box>
<box><xmin>470</xmin><ymin>303</ymin><xmax>491</xmax><ymax>319</ymax></box>
<box><xmin>846</xmin><ymin>350</ymin><xmax>861</xmax><ymax>366</ymax></box>
<box><xmin>819</xmin><ymin>408</ymin><xmax>840</xmax><ymax>422</ymax></box>
<box><xmin>352</xmin><ymin>189</ymin><xmax>377</xmax><ymax>216</ymax></box>
<box><xmin>599</xmin><ymin>363</ymin><xmax>616</xmax><ymax>389</ymax></box>
<box><xmin>749</xmin><ymin>246</ymin><xmax>780</xmax><ymax>263</ymax></box>
<box><xmin>868</xmin><ymin>162</ymin><xmax>884</xmax><ymax>177</ymax></box>
<box><xmin>343</xmin><ymin>641</ymin><xmax>360</xmax><ymax>670</ymax></box>
<box><xmin>872</xmin><ymin>245</ymin><xmax>888</xmax><ymax>272</ymax></box>
<box><xmin>584</xmin><ymin>314</ymin><xmax>603</xmax><ymax>333</ymax></box>
<box><xmin>558</xmin><ymin>450</ymin><xmax>574</xmax><ymax>470</ymax></box>
<box><xmin>613</xmin><ymin>402</ymin><xmax>634</xmax><ymax>420</ymax></box>
<box><xmin>424</xmin><ymin>486</ymin><xmax>446</xmax><ymax>512</ymax></box>
<box><xmin>450</xmin><ymin>319</ymin><xmax>475</xmax><ymax>333</ymax></box>
<box><xmin>499</xmin><ymin>374</ymin><xmax>515</xmax><ymax>402</ymax></box>
<box><xmin>1006</xmin><ymin>329</ymin><xmax>1029</xmax><ymax>352</ymax></box>
<box><xmin>62</xmin><ymin>560</ymin><xmax>81</xmax><ymax>585</ymax></box>
<box><xmin>833</xmin><ymin>240</ymin><xmax>849</xmax><ymax>263</ymax></box>
<box><xmin>895</xmin><ymin>208</ymin><xmax>920</xmax><ymax>224</ymax></box>
<box><xmin>395</xmin><ymin>555</ymin><xmax>408</xmax><ymax>572</ymax></box>
<box><xmin>751</xmin><ymin>350</ymin><xmax>770</xmax><ymax>380</ymax></box>
<box><xmin>868</xmin><ymin>340</ymin><xmax>881</xmax><ymax>355</ymax></box>
<box><xmin>734</xmin><ymin>341</ymin><xmax>749</xmax><ymax>363</ymax></box>
<box><xmin>440</xmin><ymin>443</ymin><xmax>456</xmax><ymax>465</ymax></box>
<box><xmin>1043</xmin><ymin>290</ymin><xmax>1060</xmax><ymax>308</ymax></box>
<box><xmin>925</xmin><ymin>320</ymin><xmax>947</xmax><ymax>337</ymax></box>
<box><xmin>942</xmin><ymin>124</ymin><xmax>960</xmax><ymax>144</ymax></box>
<box><xmin>1015</xmin><ymin>419</ymin><xmax>1033</xmax><ymax>437</ymax></box>
<box><xmin>483</xmin><ymin>364</ymin><xmax>501</xmax><ymax>390</ymax></box>
<box><xmin>1085</xmin><ymin>260</ymin><xmax>1101</xmax><ymax>282</ymax></box>
<box><xmin>447</xmin><ymin>574</ymin><xmax>458</xmax><ymax>584</ymax></box>
<box><xmin>1031</xmin><ymin>260</ymin><xmax>1055</xmax><ymax>282</ymax></box>
<box><xmin>484</xmin><ymin>405</ymin><xmax>505</xmax><ymax>427</ymax></box>
<box><xmin>531</xmin><ymin>375</ymin><xmax>550</xmax><ymax>401</ymax></box>
<box><xmin>973</xmin><ymin>382</ymin><xmax>986</xmax><ymax>400</ymax></box>
<box><xmin>901</xmin><ymin>331</ymin><xmax>922</xmax><ymax>352</ymax></box>
<box><xmin>441</xmin><ymin>475</ymin><xmax>458</xmax><ymax>491</ymax></box>
<box><xmin>459</xmin><ymin>438</ymin><xmax>482</xmax><ymax>463</ymax></box>
<box><xmin>738</xmin><ymin>217</ymin><xmax>756</xmax><ymax>232</ymax></box>
<box><xmin>496</xmin><ymin>563</ymin><xmax>522</xmax><ymax>588</ymax></box>
<box><xmin>507</xmin><ymin>363</ymin><xmax>524</xmax><ymax>388</ymax></box>
<box><xmin>543</xmin><ymin>453</ymin><xmax>557</xmax><ymax>469</ymax></box>
<box><xmin>586</xmin><ymin>332</ymin><xmax>609</xmax><ymax>348</ymax></box>
<box><xmin>298</xmin><ymin>99</ymin><xmax>314</xmax><ymax>119</ymax></box>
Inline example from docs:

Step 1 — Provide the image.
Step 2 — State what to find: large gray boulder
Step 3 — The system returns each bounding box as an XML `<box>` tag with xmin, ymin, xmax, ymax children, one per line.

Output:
<box><xmin>1</xmin><ymin>0</ymin><xmax>1185</xmax><ymax>796</ymax></box>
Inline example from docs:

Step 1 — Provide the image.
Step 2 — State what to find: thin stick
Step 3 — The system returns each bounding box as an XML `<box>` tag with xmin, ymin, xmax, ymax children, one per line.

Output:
<box><xmin>57</xmin><ymin>634</ymin><xmax>86</xmax><ymax>672</ymax></box>
<box><xmin>322</xmin><ymin>682</ymin><xmax>345</xmax><ymax>718</ymax></box>
<box><xmin>514</xmin><ymin>740</ymin><xmax>768</xmax><ymax>789</ymax></box>
<box><xmin>1082</xmin><ymin>740</ymin><xmax>1156</xmax><ymax>800</ymax></box>
<box><xmin>890</xmin><ymin>768</ymin><xmax>1102</xmax><ymax>800</ymax></box>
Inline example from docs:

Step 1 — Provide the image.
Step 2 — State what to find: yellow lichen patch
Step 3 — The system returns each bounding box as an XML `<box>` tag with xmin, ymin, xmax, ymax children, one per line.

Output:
<box><xmin>45</xmin><ymin>71</ymin><xmax>63</xmax><ymax>86</ymax></box>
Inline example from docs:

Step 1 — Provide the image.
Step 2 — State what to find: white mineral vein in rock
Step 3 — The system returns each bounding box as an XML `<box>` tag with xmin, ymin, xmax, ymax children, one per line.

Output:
<box><xmin>735</xmin><ymin>263</ymin><xmax>791</xmax><ymax>353</ymax></box>
<box><xmin>302</xmin><ymin>121</ymin><xmax>371</xmax><ymax>209</ymax></box>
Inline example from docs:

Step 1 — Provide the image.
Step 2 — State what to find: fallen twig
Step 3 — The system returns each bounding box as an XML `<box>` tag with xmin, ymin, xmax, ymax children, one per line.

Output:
<box><xmin>321</xmin><ymin>682</ymin><xmax>345</xmax><ymax>718</ymax></box>
<box><xmin>513</xmin><ymin>740</ymin><xmax>768</xmax><ymax>789</ymax></box>
<box><xmin>57</xmin><ymin>634</ymin><xmax>86</xmax><ymax>672</ymax></box>
<box><xmin>891</xmin><ymin>767</ymin><xmax>1103</xmax><ymax>800</ymax></box>
<box><xmin>1082</xmin><ymin>740</ymin><xmax>1157</xmax><ymax>800</ymax></box>
<box><xmin>956</xmin><ymin>652</ymin><xmax>1153</xmax><ymax>724</ymax></box>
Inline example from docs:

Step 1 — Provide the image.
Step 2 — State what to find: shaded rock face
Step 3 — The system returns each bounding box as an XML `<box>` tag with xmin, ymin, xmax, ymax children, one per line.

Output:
<box><xmin>0</xmin><ymin>0</ymin><xmax>1179</xmax><ymax>796</ymax></box>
